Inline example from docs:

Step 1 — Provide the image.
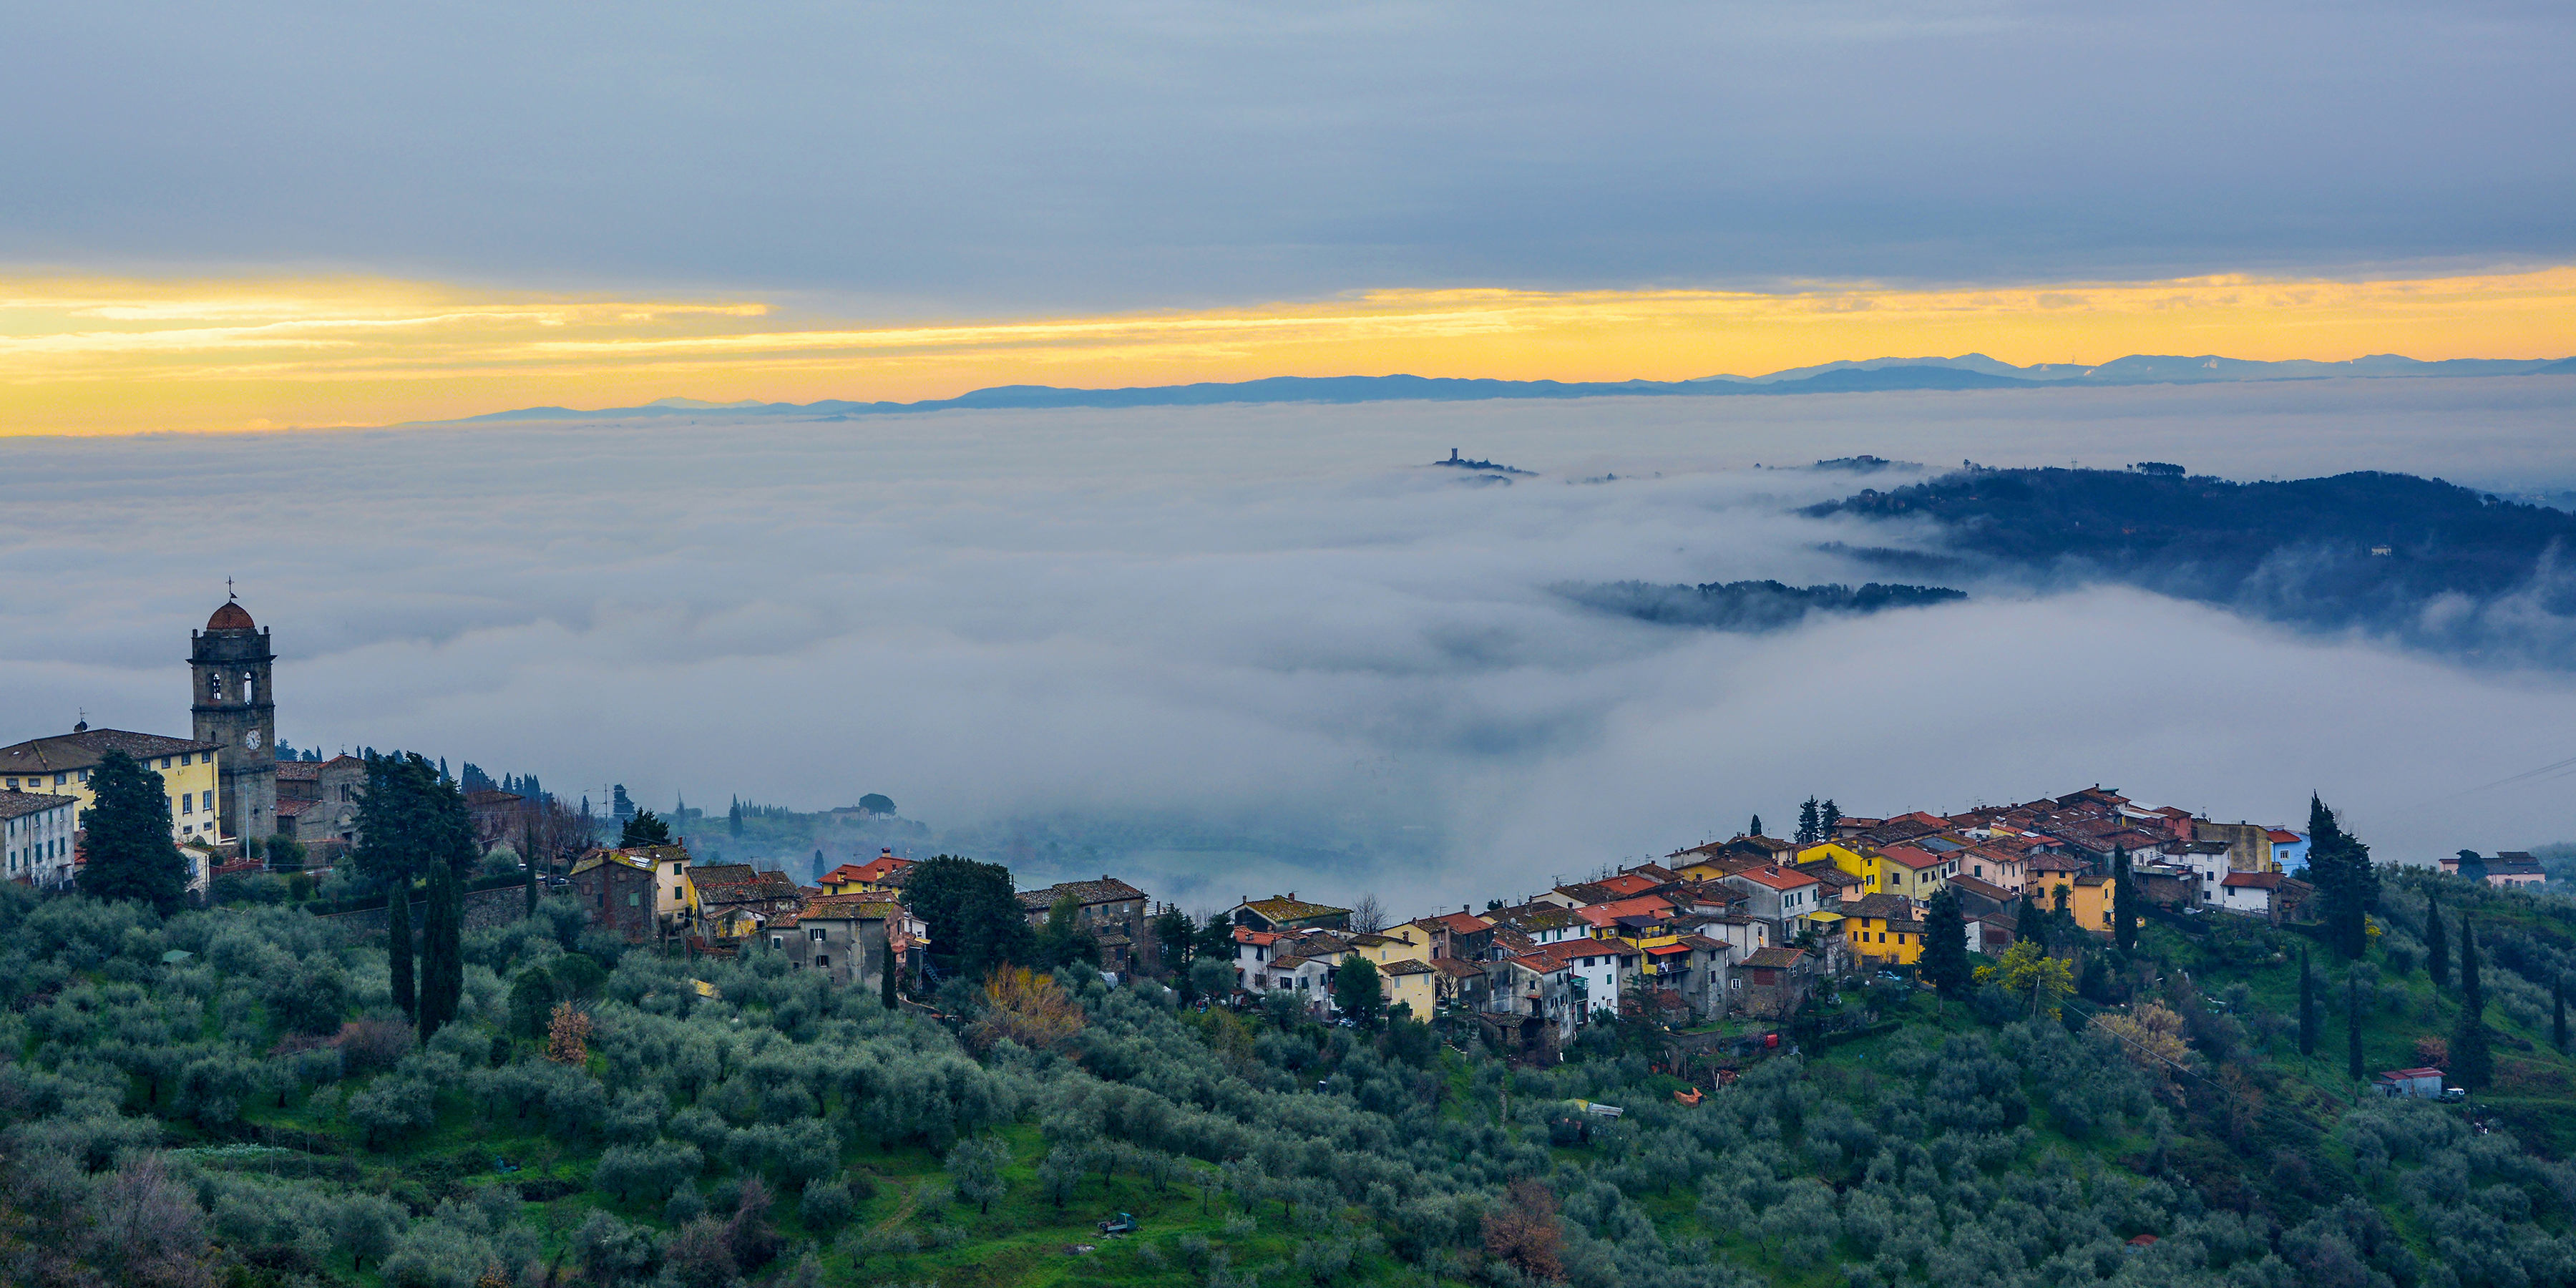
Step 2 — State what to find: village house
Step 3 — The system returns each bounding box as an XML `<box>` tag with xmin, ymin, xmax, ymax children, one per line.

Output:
<box><xmin>819</xmin><ymin>849</ymin><xmax>913</xmax><ymax>895</ymax></box>
<box><xmin>1485</xmin><ymin>902</ymin><xmax>1587</xmax><ymax>954</ymax></box>
<box><xmin>2268</xmin><ymin>829</ymin><xmax>2309</xmax><ymax>870</ymax></box>
<box><xmin>1431</xmin><ymin>957</ymin><xmax>1489</xmax><ymax>1011</ymax></box>
<box><xmin>1407</xmin><ymin>909</ymin><xmax>1495</xmax><ymax>961</ymax></box>
<box><xmin>2440</xmin><ymin>852</ymin><xmax>2547</xmax><ymax>889</ymax></box>
<box><xmin>1716</xmin><ymin>864</ymin><xmax>1823</xmax><ymax>940</ymax></box>
<box><xmin>272</xmin><ymin>754</ymin><xmax>369</xmax><ymax>854</ymax></box>
<box><xmin>765</xmin><ymin>892</ymin><xmax>892</xmax><ymax>988</ymax></box>
<box><xmin>1735</xmin><ymin>945</ymin><xmax>1813</xmax><ymax>1017</ymax></box>
<box><xmin>1</xmin><ymin>790</ymin><xmax>78</xmax><ymax>889</ymax></box>
<box><xmin>2</xmin><ymin>726</ymin><xmax>225</xmax><ymax>844</ymax></box>
<box><xmin>569</xmin><ymin>850</ymin><xmax>661</xmax><ymax>941</ymax></box>
<box><xmin>1839</xmin><ymin>893</ymin><xmax>1927</xmax><ymax>970</ymax></box>
<box><xmin>1229</xmin><ymin>893</ymin><xmax>1352</xmax><ymax>933</ymax></box>
<box><xmin>1874</xmin><ymin>843</ymin><xmax>1956</xmax><ymax>901</ymax></box>
<box><xmin>2067</xmin><ymin>873</ymin><xmax>2114</xmax><ymax>936</ymax></box>
<box><xmin>1380</xmin><ymin>957</ymin><xmax>1439</xmax><ymax>1018</ymax></box>
<box><xmin>1016</xmin><ymin>875</ymin><xmax>1151</xmax><ymax>975</ymax></box>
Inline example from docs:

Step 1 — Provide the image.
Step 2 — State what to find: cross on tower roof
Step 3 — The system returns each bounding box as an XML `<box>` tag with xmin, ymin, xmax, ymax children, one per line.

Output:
<box><xmin>226</xmin><ymin>577</ymin><xmax>236</xmax><ymax>600</ymax></box>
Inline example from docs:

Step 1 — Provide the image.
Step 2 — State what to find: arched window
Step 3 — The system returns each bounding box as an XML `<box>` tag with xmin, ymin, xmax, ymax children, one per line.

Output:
<box><xmin>208</xmin><ymin>672</ymin><xmax>223</xmax><ymax>701</ymax></box>
<box><xmin>243</xmin><ymin>673</ymin><xmax>256</xmax><ymax>703</ymax></box>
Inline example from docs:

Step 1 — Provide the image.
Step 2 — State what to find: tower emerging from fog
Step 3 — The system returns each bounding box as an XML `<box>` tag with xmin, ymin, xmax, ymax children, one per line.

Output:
<box><xmin>191</xmin><ymin>595</ymin><xmax>277</xmax><ymax>841</ymax></box>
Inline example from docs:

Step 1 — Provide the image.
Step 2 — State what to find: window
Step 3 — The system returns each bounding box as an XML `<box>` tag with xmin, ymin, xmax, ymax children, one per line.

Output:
<box><xmin>161</xmin><ymin>757</ymin><xmax>172</xmax><ymax>770</ymax></box>
<box><xmin>809</xmin><ymin>927</ymin><xmax>827</xmax><ymax>942</ymax></box>
<box><xmin>202</xmin><ymin>791</ymin><xmax>213</xmax><ymax>812</ymax></box>
<box><xmin>244</xmin><ymin>675</ymin><xmax>255</xmax><ymax>703</ymax></box>
<box><xmin>180</xmin><ymin>794</ymin><xmax>192</xmax><ymax>814</ymax></box>
<box><xmin>209</xmin><ymin>673</ymin><xmax>223</xmax><ymax>701</ymax></box>
<box><xmin>628</xmin><ymin>892</ymin><xmax>640</xmax><ymax>907</ymax></box>
<box><xmin>816</xmin><ymin>955</ymin><xmax>829</xmax><ymax>970</ymax></box>
<box><xmin>771</xmin><ymin>935</ymin><xmax>783</xmax><ymax>950</ymax></box>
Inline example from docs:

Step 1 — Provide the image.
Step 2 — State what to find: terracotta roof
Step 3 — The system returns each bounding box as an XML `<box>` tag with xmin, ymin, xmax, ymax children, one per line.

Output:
<box><xmin>1621</xmin><ymin>863</ymin><xmax>1683</xmax><ymax>883</ymax></box>
<box><xmin>272</xmin><ymin>798</ymin><xmax>316</xmax><ymax>818</ymax></box>
<box><xmin>1</xmin><ymin>729</ymin><xmax>221</xmax><ymax>776</ymax></box>
<box><xmin>2266</xmin><ymin>829</ymin><xmax>2303</xmax><ymax>844</ymax></box>
<box><xmin>207</xmin><ymin>601</ymin><xmax>256</xmax><ymax>631</ymax></box>
<box><xmin>1741</xmin><ymin>947</ymin><xmax>1808</xmax><ymax>969</ymax></box>
<box><xmin>2222</xmin><ymin>871</ymin><xmax>2285</xmax><ymax>889</ymax></box>
<box><xmin>1433</xmin><ymin>958</ymin><xmax>1487</xmax><ymax>978</ymax></box>
<box><xmin>1945</xmin><ymin>874</ymin><xmax>2012</xmax><ymax>903</ymax></box>
<box><xmin>1587</xmin><ymin>873</ymin><xmax>1666</xmax><ymax>899</ymax></box>
<box><xmin>1674</xmin><ymin>934</ymin><xmax>1731</xmax><ymax>953</ymax></box>
<box><xmin>1727</xmin><ymin>865</ymin><xmax>1820</xmax><ymax>892</ymax></box>
<box><xmin>1415</xmin><ymin>911</ymin><xmax>1493</xmax><ymax>935</ymax></box>
<box><xmin>1880</xmin><ymin>844</ymin><xmax>1945</xmax><ymax>871</ymax></box>
<box><xmin>1018</xmin><ymin>876</ymin><xmax>1147</xmax><ymax>912</ymax></box>
<box><xmin>1380</xmin><ymin>957</ymin><xmax>1435</xmax><ymax>975</ymax></box>
<box><xmin>0</xmin><ymin>791</ymin><xmax>77</xmax><ymax>822</ymax></box>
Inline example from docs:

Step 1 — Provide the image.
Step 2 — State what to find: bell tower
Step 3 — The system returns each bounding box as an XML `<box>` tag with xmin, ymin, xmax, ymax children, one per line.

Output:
<box><xmin>190</xmin><ymin>592</ymin><xmax>277</xmax><ymax>841</ymax></box>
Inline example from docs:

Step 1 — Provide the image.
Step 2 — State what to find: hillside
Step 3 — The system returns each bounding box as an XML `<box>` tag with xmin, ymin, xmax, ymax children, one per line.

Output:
<box><xmin>1809</xmin><ymin>468</ymin><xmax>2576</xmax><ymax>664</ymax></box>
<box><xmin>7</xmin><ymin>868</ymin><xmax>2576</xmax><ymax>1287</ymax></box>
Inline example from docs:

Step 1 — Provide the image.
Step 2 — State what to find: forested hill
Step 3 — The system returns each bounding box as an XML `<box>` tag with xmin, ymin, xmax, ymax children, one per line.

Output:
<box><xmin>1558</xmin><ymin>579</ymin><xmax>1966</xmax><ymax>632</ymax></box>
<box><xmin>1807</xmin><ymin>468</ymin><xmax>2576</xmax><ymax>663</ymax></box>
<box><xmin>12</xmin><ymin>858</ymin><xmax>2576</xmax><ymax>1288</ymax></box>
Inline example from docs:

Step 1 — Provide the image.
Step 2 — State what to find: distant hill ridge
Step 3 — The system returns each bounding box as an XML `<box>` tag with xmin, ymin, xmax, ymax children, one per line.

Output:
<box><xmin>433</xmin><ymin>352</ymin><xmax>2576</xmax><ymax>423</ymax></box>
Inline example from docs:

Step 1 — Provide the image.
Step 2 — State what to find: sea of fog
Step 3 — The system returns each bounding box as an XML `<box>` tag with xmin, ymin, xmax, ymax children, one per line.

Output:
<box><xmin>5</xmin><ymin>376</ymin><xmax>2575</xmax><ymax>913</ymax></box>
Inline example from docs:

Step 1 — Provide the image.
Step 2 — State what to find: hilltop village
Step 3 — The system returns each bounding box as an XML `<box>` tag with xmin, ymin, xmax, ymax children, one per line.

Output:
<box><xmin>13</xmin><ymin>599</ymin><xmax>2576</xmax><ymax>1288</ymax></box>
<box><xmin>14</xmin><ymin>595</ymin><xmax>2516</xmax><ymax>1059</ymax></box>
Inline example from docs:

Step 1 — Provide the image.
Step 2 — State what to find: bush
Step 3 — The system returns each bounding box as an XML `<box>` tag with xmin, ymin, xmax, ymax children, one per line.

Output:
<box><xmin>799</xmin><ymin>1176</ymin><xmax>853</xmax><ymax>1230</ymax></box>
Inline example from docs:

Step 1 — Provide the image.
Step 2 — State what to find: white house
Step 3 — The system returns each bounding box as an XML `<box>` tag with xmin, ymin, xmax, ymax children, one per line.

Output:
<box><xmin>2159</xmin><ymin>839</ymin><xmax>2235</xmax><ymax>907</ymax></box>
<box><xmin>2</xmin><ymin>790</ymin><xmax>78</xmax><ymax>889</ymax></box>
<box><xmin>2215</xmin><ymin>870</ymin><xmax>2285</xmax><ymax>917</ymax></box>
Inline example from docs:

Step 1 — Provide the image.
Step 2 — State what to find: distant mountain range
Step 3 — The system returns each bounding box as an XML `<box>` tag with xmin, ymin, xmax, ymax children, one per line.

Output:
<box><xmin>437</xmin><ymin>353</ymin><xmax>2576</xmax><ymax>423</ymax></box>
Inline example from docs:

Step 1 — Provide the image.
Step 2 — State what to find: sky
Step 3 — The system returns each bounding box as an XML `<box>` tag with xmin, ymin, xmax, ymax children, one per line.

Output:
<box><xmin>6</xmin><ymin>3</ymin><xmax>2574</xmax><ymax>909</ymax></box>
<box><xmin>4</xmin><ymin>2</ymin><xmax>2574</xmax><ymax>432</ymax></box>
<box><xmin>6</xmin><ymin>383</ymin><xmax>2575</xmax><ymax>912</ymax></box>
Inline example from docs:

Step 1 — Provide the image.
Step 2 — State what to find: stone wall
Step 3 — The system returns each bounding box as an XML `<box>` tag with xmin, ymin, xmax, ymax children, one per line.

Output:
<box><xmin>320</xmin><ymin>884</ymin><xmax>532</xmax><ymax>940</ymax></box>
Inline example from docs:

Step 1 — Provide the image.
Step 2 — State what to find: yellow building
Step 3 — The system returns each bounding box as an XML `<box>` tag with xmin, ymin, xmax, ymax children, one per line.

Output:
<box><xmin>2067</xmin><ymin>874</ymin><xmax>2115</xmax><ymax>937</ymax></box>
<box><xmin>0</xmin><ymin>726</ymin><xmax>225</xmax><ymax>844</ymax></box>
<box><xmin>575</xmin><ymin>844</ymin><xmax>700</xmax><ymax>930</ymax></box>
<box><xmin>1346</xmin><ymin>927</ymin><xmax>1435</xmax><ymax>969</ymax></box>
<box><xmin>1379</xmin><ymin>957</ymin><xmax>1439</xmax><ymax>1018</ymax></box>
<box><xmin>1839</xmin><ymin>894</ymin><xmax>1927</xmax><ymax>967</ymax></box>
<box><xmin>1797</xmin><ymin>841</ymin><xmax>1893</xmax><ymax>894</ymax></box>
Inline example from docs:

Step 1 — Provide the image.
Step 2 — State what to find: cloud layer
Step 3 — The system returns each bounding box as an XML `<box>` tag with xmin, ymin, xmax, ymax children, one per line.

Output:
<box><xmin>6</xmin><ymin>380</ymin><xmax>2576</xmax><ymax>912</ymax></box>
<box><xmin>6</xmin><ymin>3</ymin><xmax>2573</xmax><ymax>305</ymax></box>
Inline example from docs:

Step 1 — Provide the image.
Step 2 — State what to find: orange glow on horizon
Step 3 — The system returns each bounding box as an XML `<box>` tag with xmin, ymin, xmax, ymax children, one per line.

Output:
<box><xmin>2</xmin><ymin>268</ymin><xmax>2572</xmax><ymax>435</ymax></box>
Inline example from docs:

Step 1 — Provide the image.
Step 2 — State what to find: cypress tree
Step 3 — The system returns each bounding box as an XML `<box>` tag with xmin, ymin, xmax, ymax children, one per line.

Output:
<box><xmin>1796</xmin><ymin>797</ymin><xmax>1820</xmax><ymax>845</ymax></box>
<box><xmin>2454</xmin><ymin>915</ymin><xmax>2492</xmax><ymax>1088</ymax></box>
<box><xmin>417</xmin><ymin>864</ymin><xmax>451</xmax><ymax>1042</ymax></box>
<box><xmin>2347</xmin><ymin>970</ymin><xmax>2364</xmax><ymax>1080</ymax></box>
<box><xmin>1819</xmin><ymin>799</ymin><xmax>1842</xmax><ymax>836</ymax></box>
<box><xmin>2425</xmin><ymin>892</ymin><xmax>2448</xmax><ymax>986</ymax></box>
<box><xmin>389</xmin><ymin>881</ymin><xmax>416</xmax><ymax>1022</ymax></box>
<box><xmin>2308</xmin><ymin>794</ymin><xmax>2379</xmax><ymax>959</ymax></box>
<box><xmin>74</xmin><ymin>749</ymin><xmax>189</xmax><ymax>915</ymax></box>
<box><xmin>2111</xmin><ymin>844</ymin><xmax>2137</xmax><ymax>952</ymax></box>
<box><xmin>1918</xmin><ymin>887</ymin><xmax>1974</xmax><ymax>1006</ymax></box>
<box><xmin>881</xmin><ymin>939</ymin><xmax>899</xmax><ymax>1009</ymax></box>
<box><xmin>1748</xmin><ymin>814</ymin><xmax>1762</xmax><ymax>837</ymax></box>
<box><xmin>2298</xmin><ymin>948</ymin><xmax>2317</xmax><ymax>1058</ymax></box>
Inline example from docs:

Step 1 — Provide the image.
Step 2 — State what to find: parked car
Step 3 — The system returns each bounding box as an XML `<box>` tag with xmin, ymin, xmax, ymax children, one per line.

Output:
<box><xmin>1098</xmin><ymin>1213</ymin><xmax>1138</xmax><ymax>1236</ymax></box>
<box><xmin>2439</xmin><ymin>1087</ymin><xmax>2467</xmax><ymax>1103</ymax></box>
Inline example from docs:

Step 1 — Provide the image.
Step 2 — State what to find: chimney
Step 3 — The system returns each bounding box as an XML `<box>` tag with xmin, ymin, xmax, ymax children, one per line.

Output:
<box><xmin>1450</xmin><ymin>449</ymin><xmax>1460</xmax><ymax>462</ymax></box>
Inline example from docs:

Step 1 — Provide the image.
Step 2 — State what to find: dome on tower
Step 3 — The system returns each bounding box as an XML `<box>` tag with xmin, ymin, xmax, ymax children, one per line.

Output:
<box><xmin>207</xmin><ymin>600</ymin><xmax>255</xmax><ymax>631</ymax></box>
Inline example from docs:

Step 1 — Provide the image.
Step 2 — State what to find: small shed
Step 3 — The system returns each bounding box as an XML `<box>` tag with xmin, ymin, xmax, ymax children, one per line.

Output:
<box><xmin>2376</xmin><ymin>1067</ymin><xmax>2444</xmax><ymax>1098</ymax></box>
